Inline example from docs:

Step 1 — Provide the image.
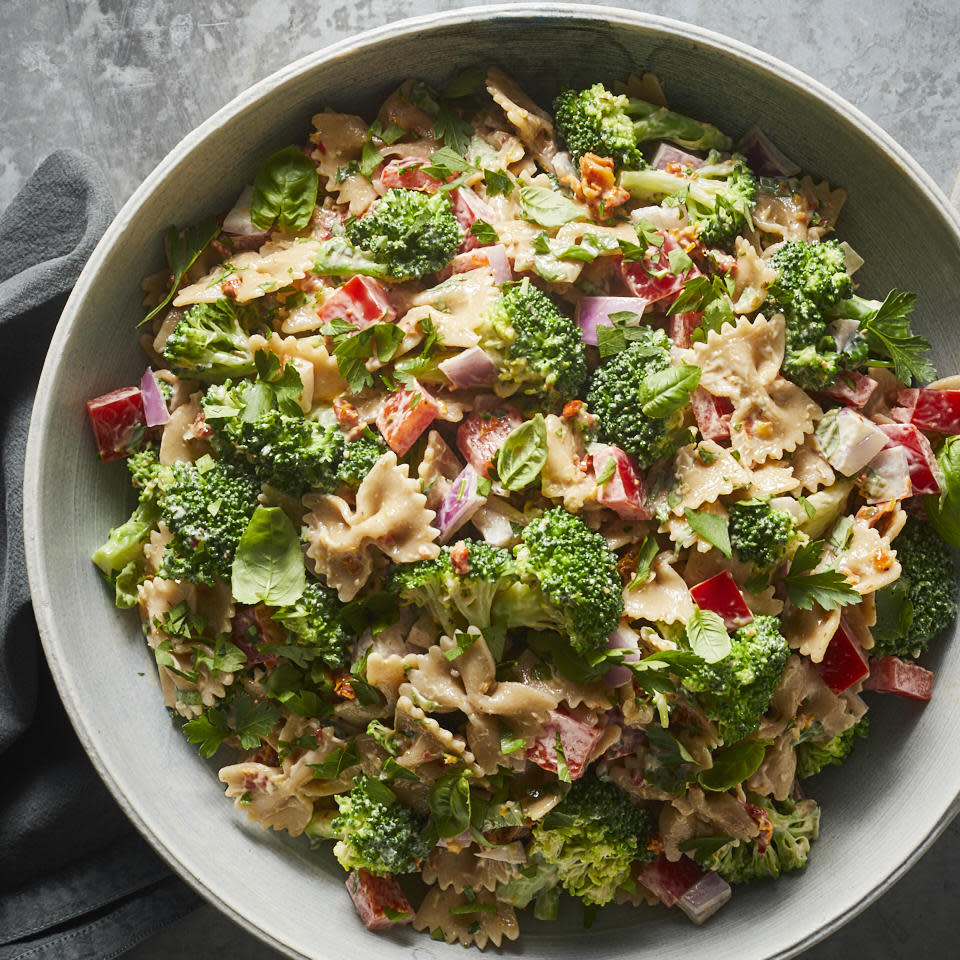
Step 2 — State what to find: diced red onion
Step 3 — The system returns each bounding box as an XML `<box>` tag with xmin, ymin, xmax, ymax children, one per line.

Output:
<box><xmin>438</xmin><ymin>347</ymin><xmax>498</xmax><ymax>390</ymax></box>
<box><xmin>222</xmin><ymin>185</ymin><xmax>268</xmax><ymax>238</ymax></box>
<box><xmin>677</xmin><ymin>872</ymin><xmax>732</xmax><ymax>925</ymax></box>
<box><xmin>140</xmin><ymin>367</ymin><xmax>170</xmax><ymax>427</ymax></box>
<box><xmin>819</xmin><ymin>408</ymin><xmax>889</xmax><ymax>476</ymax></box>
<box><xmin>576</xmin><ymin>297</ymin><xmax>648</xmax><ymax>346</ymax></box>
<box><xmin>652</xmin><ymin>143</ymin><xmax>704</xmax><ymax>171</ymax></box>
<box><xmin>860</xmin><ymin>446</ymin><xmax>911</xmax><ymax>503</ymax></box>
<box><xmin>451</xmin><ymin>244</ymin><xmax>513</xmax><ymax>284</ymax></box>
<box><xmin>552</xmin><ymin>151</ymin><xmax>579</xmax><ymax>184</ymax></box>
<box><xmin>827</xmin><ymin>316</ymin><xmax>861</xmax><ymax>353</ymax></box>
<box><xmin>738</xmin><ymin>126</ymin><xmax>802</xmax><ymax>177</ymax></box>
<box><xmin>435</xmin><ymin>465</ymin><xmax>487</xmax><ymax>542</ymax></box>
<box><xmin>604</xmin><ymin>624</ymin><xmax>641</xmax><ymax>688</ymax></box>
<box><xmin>470</xmin><ymin>499</ymin><xmax>518</xmax><ymax>548</ymax></box>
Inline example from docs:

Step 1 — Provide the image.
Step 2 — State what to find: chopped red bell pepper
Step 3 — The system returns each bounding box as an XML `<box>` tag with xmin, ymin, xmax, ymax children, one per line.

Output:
<box><xmin>691</xmin><ymin>387</ymin><xmax>733</xmax><ymax>441</ymax></box>
<box><xmin>345</xmin><ymin>870</ymin><xmax>415</xmax><ymax>930</ymax></box>
<box><xmin>86</xmin><ymin>386</ymin><xmax>146</xmax><ymax>462</ymax></box>
<box><xmin>316</xmin><ymin>275</ymin><xmax>395</xmax><ymax>330</ymax></box>
<box><xmin>456</xmin><ymin>404</ymin><xmax>524</xmax><ymax>478</ymax></box>
<box><xmin>820</xmin><ymin>371</ymin><xmax>879</xmax><ymax>408</ymax></box>
<box><xmin>813</xmin><ymin>619</ymin><xmax>869</xmax><ymax>693</ymax></box>
<box><xmin>376</xmin><ymin>380</ymin><xmax>440</xmax><ymax>457</ymax></box>
<box><xmin>527</xmin><ymin>709</ymin><xmax>604</xmax><ymax>781</ymax></box>
<box><xmin>690</xmin><ymin>571</ymin><xmax>753</xmax><ymax>628</ymax></box>
<box><xmin>667</xmin><ymin>310</ymin><xmax>703</xmax><ymax>348</ymax></box>
<box><xmin>621</xmin><ymin>231</ymin><xmax>701</xmax><ymax>304</ymax></box>
<box><xmin>892</xmin><ymin>388</ymin><xmax>960</xmax><ymax>433</ymax></box>
<box><xmin>377</xmin><ymin>156</ymin><xmax>444</xmax><ymax>193</ymax></box>
<box><xmin>863</xmin><ymin>656</ymin><xmax>933</xmax><ymax>701</ymax></box>
<box><xmin>592</xmin><ymin>444</ymin><xmax>650</xmax><ymax>519</ymax></box>
<box><xmin>639</xmin><ymin>855</ymin><xmax>706</xmax><ymax>907</ymax></box>
<box><xmin>877</xmin><ymin>423</ymin><xmax>942</xmax><ymax>495</ymax></box>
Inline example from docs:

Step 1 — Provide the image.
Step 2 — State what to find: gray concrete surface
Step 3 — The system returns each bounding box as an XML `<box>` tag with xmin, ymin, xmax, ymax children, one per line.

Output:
<box><xmin>3</xmin><ymin>0</ymin><xmax>960</xmax><ymax>957</ymax></box>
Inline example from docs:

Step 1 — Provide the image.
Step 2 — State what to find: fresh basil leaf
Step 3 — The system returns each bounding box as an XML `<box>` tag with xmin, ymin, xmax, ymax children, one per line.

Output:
<box><xmin>667</xmin><ymin>247</ymin><xmax>694</xmax><ymax>275</ymax></box>
<box><xmin>496</xmin><ymin>414</ymin><xmax>548</xmax><ymax>491</ymax></box>
<box><xmin>141</xmin><ymin>215</ymin><xmax>219</xmax><ymax>325</ymax></box>
<box><xmin>685</xmin><ymin>608</ymin><xmax>731</xmax><ymax>663</ymax></box>
<box><xmin>925</xmin><ymin>435</ymin><xmax>960</xmax><ymax>547</ymax></box>
<box><xmin>250</xmin><ymin>145</ymin><xmax>319</xmax><ymax>232</ymax></box>
<box><xmin>231</xmin><ymin>506</ymin><xmax>306</xmax><ymax>606</ymax></box>
<box><xmin>698</xmin><ymin>739</ymin><xmax>769</xmax><ymax>792</ymax></box>
<box><xmin>483</xmin><ymin>169</ymin><xmax>514</xmax><ymax>197</ymax></box>
<box><xmin>430</xmin><ymin>769</ymin><xmax>472</xmax><ymax>838</ymax></box>
<box><xmin>309</xmin><ymin>741</ymin><xmax>360</xmax><ymax>779</ymax></box>
<box><xmin>555</xmin><ymin>732</ymin><xmax>571</xmax><ymax>783</ymax></box>
<box><xmin>595</xmin><ymin>456</ymin><xmax>617</xmax><ymax>486</ymax></box>
<box><xmin>639</xmin><ymin>364</ymin><xmax>701</xmax><ymax>418</ymax></box>
<box><xmin>678</xmin><ymin>836</ymin><xmax>735</xmax><ymax>859</ymax></box>
<box><xmin>359</xmin><ymin>129</ymin><xmax>383</xmax><ymax>179</ymax></box>
<box><xmin>627</xmin><ymin>536</ymin><xmax>660</xmax><ymax>590</ymax></box>
<box><xmin>382</xmin><ymin>906</ymin><xmax>414</xmax><ymax>922</ymax></box>
<box><xmin>634</xmin><ymin>218</ymin><xmax>664</xmax><ymax>249</ymax></box>
<box><xmin>683</xmin><ymin>506</ymin><xmax>732</xmax><ymax>558</ymax></box>
<box><xmin>517</xmin><ymin>185</ymin><xmax>585</xmax><ymax>227</ymax></box>
<box><xmin>499</xmin><ymin>722</ymin><xmax>526</xmax><ymax>755</ymax></box>
<box><xmin>444</xmin><ymin>630</ymin><xmax>479</xmax><ymax>661</ymax></box>
<box><xmin>381</xmin><ymin>756</ymin><xmax>420</xmax><ymax>782</ymax></box>
<box><xmin>442</xmin><ymin>67</ymin><xmax>485</xmax><ymax>99</ymax></box>
<box><xmin>469</xmin><ymin>219</ymin><xmax>499</xmax><ymax>245</ymax></box>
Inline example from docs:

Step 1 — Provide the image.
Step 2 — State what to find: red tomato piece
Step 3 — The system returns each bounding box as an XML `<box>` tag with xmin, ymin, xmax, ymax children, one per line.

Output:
<box><xmin>316</xmin><ymin>275</ymin><xmax>395</xmax><ymax>330</ymax></box>
<box><xmin>813</xmin><ymin>620</ymin><xmax>869</xmax><ymax>694</ymax></box>
<box><xmin>526</xmin><ymin>709</ymin><xmax>604</xmax><ymax>781</ymax></box>
<box><xmin>639</xmin><ymin>855</ymin><xmax>706</xmax><ymax>907</ymax></box>
<box><xmin>667</xmin><ymin>310</ymin><xmax>703</xmax><ymax>348</ymax></box>
<box><xmin>893</xmin><ymin>388</ymin><xmax>960</xmax><ymax>433</ymax></box>
<box><xmin>621</xmin><ymin>231</ymin><xmax>701</xmax><ymax>304</ymax></box>
<box><xmin>689</xmin><ymin>571</ymin><xmax>753</xmax><ymax>629</ymax></box>
<box><xmin>345</xmin><ymin>870</ymin><xmax>415</xmax><ymax>930</ymax></box>
<box><xmin>877</xmin><ymin>423</ymin><xmax>942</xmax><ymax>495</ymax></box>
<box><xmin>456</xmin><ymin>404</ymin><xmax>524</xmax><ymax>478</ymax></box>
<box><xmin>820</xmin><ymin>371</ymin><xmax>879</xmax><ymax>409</ymax></box>
<box><xmin>86</xmin><ymin>386</ymin><xmax>146</xmax><ymax>462</ymax></box>
<box><xmin>376</xmin><ymin>380</ymin><xmax>440</xmax><ymax>457</ymax></box>
<box><xmin>863</xmin><ymin>656</ymin><xmax>934</xmax><ymax>701</ymax></box>
<box><xmin>377</xmin><ymin>157</ymin><xmax>444</xmax><ymax>193</ymax></box>
<box><xmin>592</xmin><ymin>444</ymin><xmax>650</xmax><ymax>519</ymax></box>
<box><xmin>691</xmin><ymin>387</ymin><xmax>733</xmax><ymax>440</ymax></box>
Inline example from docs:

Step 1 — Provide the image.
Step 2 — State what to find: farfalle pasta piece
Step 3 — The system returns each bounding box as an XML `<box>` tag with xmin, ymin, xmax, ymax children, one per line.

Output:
<box><xmin>838</xmin><ymin>515</ymin><xmax>902</xmax><ymax>595</ymax></box>
<box><xmin>668</xmin><ymin>440</ymin><xmax>751</xmax><ymax>514</ymax></box>
<box><xmin>303</xmin><ymin>452</ymin><xmax>440</xmax><ymax>600</ymax></box>
<box><xmin>540</xmin><ymin>414</ymin><xmax>596</xmax><ymax>512</ymax></box>
<box><xmin>783</xmin><ymin>602</ymin><xmax>842</xmax><ymax>663</ymax></box>
<box><xmin>753</xmin><ymin>176</ymin><xmax>845</xmax><ymax>242</ymax></box>
<box><xmin>660</xmin><ymin>500</ymin><xmax>730</xmax><ymax>554</ymax></box>
<box><xmin>486</xmin><ymin>67</ymin><xmax>557</xmax><ymax>169</ymax></box>
<box><xmin>418</xmin><ymin>430</ymin><xmax>463</xmax><ymax>512</ymax></box>
<box><xmin>413</xmin><ymin>885</ymin><xmax>519</xmax><ymax>949</ymax></box>
<box><xmin>728</xmin><ymin>377</ymin><xmax>821</xmax><ymax>466</ymax></box>
<box><xmin>159</xmin><ymin>393</ymin><xmax>212</xmax><ymax>465</ymax></box>
<box><xmin>790</xmin><ymin>437</ymin><xmax>836</xmax><ymax>492</ymax></box>
<box><xmin>393</xmin><ymin>694</ymin><xmax>478</xmax><ymax>781</ymax></box>
<box><xmin>174</xmin><ymin>239</ymin><xmax>327</xmax><ymax>306</ymax></box>
<box><xmin>623</xmin><ymin>553</ymin><xmax>695</xmax><ymax>624</ymax></box>
<box><xmin>515</xmin><ymin>651</ymin><xmax>610</xmax><ymax>711</ymax></box>
<box><xmin>310</xmin><ymin>112</ymin><xmax>379</xmax><ymax>215</ymax></box>
<box><xmin>660</xmin><ymin>786</ymin><xmax>760</xmax><ymax>862</ymax></box>
<box><xmin>421</xmin><ymin>847</ymin><xmax>520</xmax><ymax>893</ymax></box>
<box><xmin>732</xmin><ymin>236</ymin><xmax>777</xmax><ymax>314</ymax></box>
<box><xmin>249</xmin><ymin>331</ymin><xmax>344</xmax><ymax>405</ymax></box>
<box><xmin>401</xmin><ymin>268</ymin><xmax>499</xmax><ymax>349</ymax></box>
<box><xmin>746</xmin><ymin>462</ymin><xmax>802</xmax><ymax>498</ymax></box>
<box><xmin>746</xmin><ymin>733</ymin><xmax>797</xmax><ymax>801</ymax></box>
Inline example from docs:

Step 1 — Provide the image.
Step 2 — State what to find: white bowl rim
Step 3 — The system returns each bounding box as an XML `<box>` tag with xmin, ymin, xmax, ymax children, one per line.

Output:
<box><xmin>22</xmin><ymin>4</ymin><xmax>960</xmax><ymax>958</ymax></box>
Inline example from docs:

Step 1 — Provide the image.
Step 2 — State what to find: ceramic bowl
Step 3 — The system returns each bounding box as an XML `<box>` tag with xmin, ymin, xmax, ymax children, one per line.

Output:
<box><xmin>23</xmin><ymin>4</ymin><xmax>960</xmax><ymax>958</ymax></box>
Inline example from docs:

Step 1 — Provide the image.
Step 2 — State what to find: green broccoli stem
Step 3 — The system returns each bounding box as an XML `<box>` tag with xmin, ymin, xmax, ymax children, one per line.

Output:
<box><xmin>623</xmin><ymin>99</ymin><xmax>732</xmax><ymax>151</ymax></box>
<box><xmin>91</xmin><ymin>499</ymin><xmax>160</xmax><ymax>576</ymax></box>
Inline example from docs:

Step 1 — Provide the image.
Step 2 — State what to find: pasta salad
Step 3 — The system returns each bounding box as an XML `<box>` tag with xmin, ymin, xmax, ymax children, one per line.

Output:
<box><xmin>87</xmin><ymin>67</ymin><xmax>960</xmax><ymax>947</ymax></box>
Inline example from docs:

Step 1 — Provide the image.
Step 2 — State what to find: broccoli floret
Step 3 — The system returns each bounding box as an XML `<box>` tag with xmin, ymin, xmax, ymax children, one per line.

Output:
<box><xmin>586</xmin><ymin>327</ymin><xmax>689</xmax><ymax>468</ymax></box>
<box><xmin>271</xmin><ymin>578</ymin><xmax>353</xmax><ymax>668</ymax></box>
<box><xmin>337</xmin><ymin>431</ymin><xmax>389</xmax><ymax>489</ymax></box>
<box><xmin>682</xmin><ymin>615</ymin><xmax>789</xmax><ymax>744</ymax></box>
<box><xmin>872</xmin><ymin>516</ymin><xmax>958</xmax><ymax>658</ymax></box>
<box><xmin>203</xmin><ymin>380</ymin><xmax>345</xmax><ymax>496</ymax></box>
<box><xmin>388</xmin><ymin>539</ymin><xmax>516</xmax><ymax>636</ymax></box>
<box><xmin>162</xmin><ymin>298</ymin><xmax>260</xmax><ymax>382</ymax></box>
<box><xmin>620</xmin><ymin>151</ymin><xmax>756</xmax><ymax>246</ymax></box>
<box><xmin>345</xmin><ymin>188</ymin><xmax>461</xmax><ymax>280</ymax></box>
<box><xmin>765</xmin><ymin>239</ymin><xmax>873</xmax><ymax>391</ymax></box>
<box><xmin>91</xmin><ymin>446</ymin><xmax>169</xmax><ymax>579</ymax></box>
<box><xmin>508</xmin><ymin>507</ymin><xmax>624</xmax><ymax>658</ymax></box>
<box><xmin>160</xmin><ymin>459</ymin><xmax>260</xmax><ymax>585</ymax></box>
<box><xmin>729</xmin><ymin>499</ymin><xmax>800</xmax><ymax>570</ymax></box>
<box><xmin>530</xmin><ymin>774</ymin><xmax>655</xmax><ymax>906</ymax></box>
<box><xmin>478</xmin><ymin>279</ymin><xmax>587</xmax><ymax>406</ymax></box>
<box><xmin>331</xmin><ymin>776</ymin><xmax>430</xmax><ymax>876</ymax></box>
<box><xmin>796</xmin><ymin>715</ymin><xmax>869</xmax><ymax>779</ymax></box>
<box><xmin>553</xmin><ymin>83</ymin><xmax>732</xmax><ymax>171</ymax></box>
<box><xmin>697</xmin><ymin>796</ymin><xmax>820</xmax><ymax>884</ymax></box>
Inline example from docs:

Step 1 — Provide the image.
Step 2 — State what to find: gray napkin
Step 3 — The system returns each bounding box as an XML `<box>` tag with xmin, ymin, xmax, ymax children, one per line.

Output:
<box><xmin>0</xmin><ymin>151</ymin><xmax>200</xmax><ymax>959</ymax></box>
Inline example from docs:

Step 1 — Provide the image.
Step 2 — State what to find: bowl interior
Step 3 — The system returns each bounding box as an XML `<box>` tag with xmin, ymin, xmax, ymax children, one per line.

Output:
<box><xmin>24</xmin><ymin>6</ymin><xmax>960</xmax><ymax>959</ymax></box>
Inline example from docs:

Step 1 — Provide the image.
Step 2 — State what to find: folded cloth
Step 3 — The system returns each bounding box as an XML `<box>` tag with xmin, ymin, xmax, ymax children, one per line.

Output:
<box><xmin>0</xmin><ymin>152</ymin><xmax>200</xmax><ymax>958</ymax></box>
